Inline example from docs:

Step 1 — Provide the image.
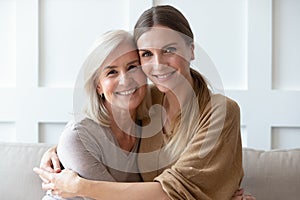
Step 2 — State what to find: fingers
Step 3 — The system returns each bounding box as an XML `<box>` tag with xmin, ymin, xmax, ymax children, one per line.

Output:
<box><xmin>233</xmin><ymin>188</ymin><xmax>244</xmax><ymax>196</ymax></box>
<box><xmin>40</xmin><ymin>176</ymin><xmax>50</xmax><ymax>184</ymax></box>
<box><xmin>40</xmin><ymin>159</ymin><xmax>55</xmax><ymax>173</ymax></box>
<box><xmin>48</xmin><ymin>189</ymin><xmax>62</xmax><ymax>199</ymax></box>
<box><xmin>242</xmin><ymin>195</ymin><xmax>256</xmax><ymax>200</ymax></box>
<box><xmin>231</xmin><ymin>195</ymin><xmax>256</xmax><ymax>200</ymax></box>
<box><xmin>40</xmin><ymin>145</ymin><xmax>61</xmax><ymax>173</ymax></box>
<box><xmin>231</xmin><ymin>188</ymin><xmax>256</xmax><ymax>200</ymax></box>
<box><xmin>33</xmin><ymin>167</ymin><xmax>53</xmax><ymax>183</ymax></box>
<box><xmin>42</xmin><ymin>182</ymin><xmax>55</xmax><ymax>191</ymax></box>
<box><xmin>52</xmin><ymin>157</ymin><xmax>62</xmax><ymax>173</ymax></box>
<box><xmin>35</xmin><ymin>165</ymin><xmax>56</xmax><ymax>183</ymax></box>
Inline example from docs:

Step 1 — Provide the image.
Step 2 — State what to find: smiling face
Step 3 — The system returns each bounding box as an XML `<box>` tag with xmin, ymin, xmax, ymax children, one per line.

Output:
<box><xmin>97</xmin><ymin>41</ymin><xmax>147</xmax><ymax>111</ymax></box>
<box><xmin>137</xmin><ymin>26</ymin><xmax>194</xmax><ymax>93</ymax></box>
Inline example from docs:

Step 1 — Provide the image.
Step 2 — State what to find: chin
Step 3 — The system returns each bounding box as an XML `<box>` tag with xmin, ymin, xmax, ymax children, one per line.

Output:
<box><xmin>121</xmin><ymin>98</ymin><xmax>144</xmax><ymax>111</ymax></box>
<box><xmin>154</xmin><ymin>83</ymin><xmax>174</xmax><ymax>93</ymax></box>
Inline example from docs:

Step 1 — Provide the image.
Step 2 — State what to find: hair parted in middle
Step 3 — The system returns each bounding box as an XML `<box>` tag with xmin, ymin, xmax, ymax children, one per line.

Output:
<box><xmin>134</xmin><ymin>5</ymin><xmax>211</xmax><ymax>160</ymax></box>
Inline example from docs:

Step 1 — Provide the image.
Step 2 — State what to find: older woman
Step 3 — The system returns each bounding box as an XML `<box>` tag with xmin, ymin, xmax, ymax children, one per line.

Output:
<box><xmin>40</xmin><ymin>30</ymin><xmax>149</xmax><ymax>200</ymax></box>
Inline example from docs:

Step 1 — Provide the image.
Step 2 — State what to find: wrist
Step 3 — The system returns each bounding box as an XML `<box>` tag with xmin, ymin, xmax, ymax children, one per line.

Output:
<box><xmin>77</xmin><ymin>177</ymin><xmax>105</xmax><ymax>199</ymax></box>
<box><xmin>75</xmin><ymin>176</ymin><xmax>85</xmax><ymax>197</ymax></box>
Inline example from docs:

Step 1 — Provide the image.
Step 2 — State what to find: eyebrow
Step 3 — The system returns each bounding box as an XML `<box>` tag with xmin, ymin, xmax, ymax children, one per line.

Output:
<box><xmin>102</xmin><ymin>65</ymin><xmax>117</xmax><ymax>71</ymax></box>
<box><xmin>127</xmin><ymin>59</ymin><xmax>140</xmax><ymax>66</ymax></box>
<box><xmin>138</xmin><ymin>42</ymin><xmax>178</xmax><ymax>51</ymax></box>
<box><xmin>163</xmin><ymin>42</ymin><xmax>177</xmax><ymax>49</ymax></box>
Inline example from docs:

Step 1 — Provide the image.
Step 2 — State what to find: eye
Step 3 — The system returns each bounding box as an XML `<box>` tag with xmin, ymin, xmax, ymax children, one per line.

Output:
<box><xmin>128</xmin><ymin>65</ymin><xmax>138</xmax><ymax>71</ymax></box>
<box><xmin>163</xmin><ymin>47</ymin><xmax>177</xmax><ymax>54</ymax></box>
<box><xmin>107</xmin><ymin>70</ymin><xmax>118</xmax><ymax>76</ymax></box>
<box><xmin>140</xmin><ymin>50</ymin><xmax>153</xmax><ymax>57</ymax></box>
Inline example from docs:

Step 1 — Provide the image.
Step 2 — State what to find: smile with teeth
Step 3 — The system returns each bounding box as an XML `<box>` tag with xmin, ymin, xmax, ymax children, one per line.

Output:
<box><xmin>152</xmin><ymin>71</ymin><xmax>175</xmax><ymax>79</ymax></box>
<box><xmin>115</xmin><ymin>88</ymin><xmax>136</xmax><ymax>96</ymax></box>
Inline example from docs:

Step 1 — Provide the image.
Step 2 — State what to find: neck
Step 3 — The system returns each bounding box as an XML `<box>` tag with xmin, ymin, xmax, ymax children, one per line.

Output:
<box><xmin>163</xmin><ymin>91</ymin><xmax>180</xmax><ymax>121</ymax></box>
<box><xmin>105</xmin><ymin>101</ymin><xmax>137</xmax><ymax>132</ymax></box>
<box><xmin>105</xmin><ymin>103</ymin><xmax>137</xmax><ymax>152</ymax></box>
<box><xmin>110</xmin><ymin>118</ymin><xmax>137</xmax><ymax>152</ymax></box>
<box><xmin>164</xmin><ymin>76</ymin><xmax>194</xmax><ymax>120</ymax></box>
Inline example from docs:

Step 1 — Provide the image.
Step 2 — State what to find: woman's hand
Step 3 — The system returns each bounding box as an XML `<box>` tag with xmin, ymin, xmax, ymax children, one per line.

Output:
<box><xmin>33</xmin><ymin>168</ymin><xmax>81</xmax><ymax>198</ymax></box>
<box><xmin>232</xmin><ymin>188</ymin><xmax>256</xmax><ymax>200</ymax></box>
<box><xmin>40</xmin><ymin>145</ymin><xmax>61</xmax><ymax>173</ymax></box>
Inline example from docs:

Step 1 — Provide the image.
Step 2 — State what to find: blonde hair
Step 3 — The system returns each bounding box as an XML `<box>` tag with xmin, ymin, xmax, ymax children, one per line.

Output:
<box><xmin>82</xmin><ymin>30</ymin><xmax>148</xmax><ymax>127</ymax></box>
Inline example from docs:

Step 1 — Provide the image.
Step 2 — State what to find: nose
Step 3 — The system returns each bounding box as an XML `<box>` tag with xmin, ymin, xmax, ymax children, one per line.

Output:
<box><xmin>152</xmin><ymin>52</ymin><xmax>165</xmax><ymax>70</ymax></box>
<box><xmin>153</xmin><ymin>52</ymin><xmax>163</xmax><ymax>65</ymax></box>
<box><xmin>119</xmin><ymin>71</ymin><xmax>132</xmax><ymax>85</ymax></box>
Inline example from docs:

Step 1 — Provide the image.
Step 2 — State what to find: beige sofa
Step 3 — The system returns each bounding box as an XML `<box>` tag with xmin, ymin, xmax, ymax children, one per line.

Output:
<box><xmin>0</xmin><ymin>142</ymin><xmax>299</xmax><ymax>200</ymax></box>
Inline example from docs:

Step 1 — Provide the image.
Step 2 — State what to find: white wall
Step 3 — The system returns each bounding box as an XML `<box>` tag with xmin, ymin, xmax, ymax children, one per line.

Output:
<box><xmin>0</xmin><ymin>0</ymin><xmax>299</xmax><ymax>149</ymax></box>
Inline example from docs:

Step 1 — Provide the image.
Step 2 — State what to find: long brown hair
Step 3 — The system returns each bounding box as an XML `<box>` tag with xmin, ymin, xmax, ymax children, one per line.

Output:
<box><xmin>134</xmin><ymin>5</ymin><xmax>193</xmax><ymax>45</ymax></box>
<box><xmin>134</xmin><ymin>5</ymin><xmax>211</xmax><ymax>159</ymax></box>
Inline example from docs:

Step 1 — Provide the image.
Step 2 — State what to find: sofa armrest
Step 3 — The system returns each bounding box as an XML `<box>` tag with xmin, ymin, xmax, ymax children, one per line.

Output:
<box><xmin>0</xmin><ymin>142</ymin><xmax>53</xmax><ymax>199</ymax></box>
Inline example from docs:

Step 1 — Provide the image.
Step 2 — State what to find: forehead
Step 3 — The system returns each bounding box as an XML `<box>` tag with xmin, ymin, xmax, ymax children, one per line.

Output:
<box><xmin>103</xmin><ymin>41</ymin><xmax>138</xmax><ymax>66</ymax></box>
<box><xmin>137</xmin><ymin>27</ymin><xmax>186</xmax><ymax>49</ymax></box>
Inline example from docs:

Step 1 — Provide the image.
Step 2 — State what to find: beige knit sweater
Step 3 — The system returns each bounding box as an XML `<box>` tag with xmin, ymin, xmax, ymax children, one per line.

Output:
<box><xmin>138</xmin><ymin>87</ymin><xmax>243</xmax><ymax>200</ymax></box>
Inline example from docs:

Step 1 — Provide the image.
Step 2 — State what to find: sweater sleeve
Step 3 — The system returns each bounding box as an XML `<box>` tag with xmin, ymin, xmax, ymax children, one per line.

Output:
<box><xmin>154</xmin><ymin>95</ymin><xmax>244</xmax><ymax>200</ymax></box>
<box><xmin>57</xmin><ymin>121</ymin><xmax>116</xmax><ymax>182</ymax></box>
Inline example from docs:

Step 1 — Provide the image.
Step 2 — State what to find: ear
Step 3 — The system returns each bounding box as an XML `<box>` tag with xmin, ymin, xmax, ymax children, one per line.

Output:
<box><xmin>96</xmin><ymin>84</ymin><xmax>103</xmax><ymax>95</ymax></box>
<box><xmin>190</xmin><ymin>43</ymin><xmax>195</xmax><ymax>61</ymax></box>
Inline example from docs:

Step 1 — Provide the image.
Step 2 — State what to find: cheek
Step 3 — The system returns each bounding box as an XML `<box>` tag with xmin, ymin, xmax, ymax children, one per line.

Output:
<box><xmin>174</xmin><ymin>56</ymin><xmax>190</xmax><ymax>70</ymax></box>
<box><xmin>100</xmin><ymin>79</ymin><xmax>115</xmax><ymax>95</ymax></box>
<box><xmin>135</xmin><ymin>70</ymin><xmax>147</xmax><ymax>84</ymax></box>
<box><xmin>141</xmin><ymin>63</ymin><xmax>152</xmax><ymax>76</ymax></box>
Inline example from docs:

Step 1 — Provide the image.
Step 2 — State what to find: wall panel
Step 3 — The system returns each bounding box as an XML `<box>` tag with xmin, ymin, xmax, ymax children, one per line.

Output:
<box><xmin>241</xmin><ymin>125</ymin><xmax>248</xmax><ymax>147</ymax></box>
<box><xmin>39</xmin><ymin>122</ymin><xmax>66</xmax><ymax>144</ymax></box>
<box><xmin>0</xmin><ymin>0</ymin><xmax>299</xmax><ymax>149</ymax></box>
<box><xmin>0</xmin><ymin>122</ymin><xmax>16</xmax><ymax>142</ymax></box>
<box><xmin>272</xmin><ymin>0</ymin><xmax>300</xmax><ymax>90</ymax></box>
<box><xmin>272</xmin><ymin>127</ymin><xmax>300</xmax><ymax>149</ymax></box>
<box><xmin>0</xmin><ymin>0</ymin><xmax>153</xmax><ymax>144</ymax></box>
<box><xmin>39</xmin><ymin>0</ymin><xmax>130</xmax><ymax>87</ymax></box>
<box><xmin>0</xmin><ymin>0</ymin><xmax>16</xmax><ymax>87</ymax></box>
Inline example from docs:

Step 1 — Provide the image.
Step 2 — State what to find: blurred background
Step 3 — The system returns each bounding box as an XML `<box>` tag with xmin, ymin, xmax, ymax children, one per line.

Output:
<box><xmin>0</xmin><ymin>0</ymin><xmax>299</xmax><ymax>150</ymax></box>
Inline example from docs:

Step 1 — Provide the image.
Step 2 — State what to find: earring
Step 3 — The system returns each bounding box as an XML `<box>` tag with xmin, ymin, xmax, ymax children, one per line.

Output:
<box><xmin>99</xmin><ymin>93</ymin><xmax>105</xmax><ymax>100</ymax></box>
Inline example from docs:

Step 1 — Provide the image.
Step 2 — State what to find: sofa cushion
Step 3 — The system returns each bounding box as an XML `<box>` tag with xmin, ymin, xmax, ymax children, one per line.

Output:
<box><xmin>0</xmin><ymin>142</ymin><xmax>52</xmax><ymax>199</ymax></box>
<box><xmin>1</xmin><ymin>142</ymin><xmax>299</xmax><ymax>200</ymax></box>
<box><xmin>241</xmin><ymin>148</ymin><xmax>300</xmax><ymax>200</ymax></box>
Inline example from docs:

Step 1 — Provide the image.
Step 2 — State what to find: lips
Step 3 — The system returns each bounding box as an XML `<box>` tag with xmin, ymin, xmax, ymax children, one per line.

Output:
<box><xmin>152</xmin><ymin>71</ymin><xmax>176</xmax><ymax>80</ymax></box>
<box><xmin>115</xmin><ymin>88</ymin><xmax>137</xmax><ymax>96</ymax></box>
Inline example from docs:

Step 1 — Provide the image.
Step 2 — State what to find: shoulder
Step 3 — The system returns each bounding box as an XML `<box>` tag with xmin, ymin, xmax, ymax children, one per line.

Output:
<box><xmin>198</xmin><ymin>94</ymin><xmax>240</xmax><ymax>129</ymax></box>
<box><xmin>59</xmin><ymin>118</ymin><xmax>108</xmax><ymax>144</ymax></box>
<box><xmin>62</xmin><ymin>118</ymin><xmax>95</xmax><ymax>135</ymax></box>
<box><xmin>206</xmin><ymin>94</ymin><xmax>240</xmax><ymax>117</ymax></box>
<box><xmin>58</xmin><ymin>118</ymin><xmax>111</xmax><ymax>160</ymax></box>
